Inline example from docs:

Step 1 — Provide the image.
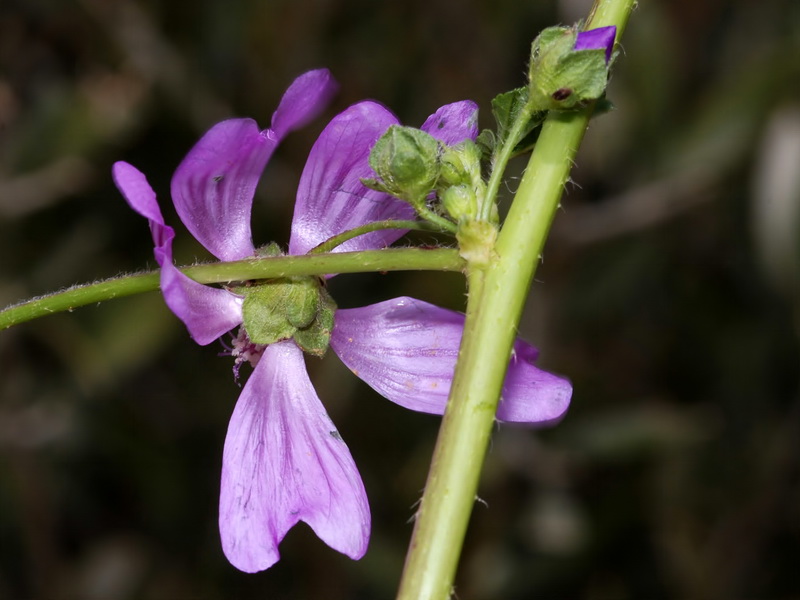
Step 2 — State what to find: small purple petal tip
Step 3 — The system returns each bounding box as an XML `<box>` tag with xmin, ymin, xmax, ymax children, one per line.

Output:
<box><xmin>575</xmin><ymin>25</ymin><xmax>617</xmax><ymax>63</ymax></box>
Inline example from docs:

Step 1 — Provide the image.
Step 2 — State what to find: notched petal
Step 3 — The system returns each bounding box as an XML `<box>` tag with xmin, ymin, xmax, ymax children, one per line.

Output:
<box><xmin>331</xmin><ymin>296</ymin><xmax>571</xmax><ymax>425</ymax></box>
<box><xmin>219</xmin><ymin>341</ymin><xmax>370</xmax><ymax>573</ymax></box>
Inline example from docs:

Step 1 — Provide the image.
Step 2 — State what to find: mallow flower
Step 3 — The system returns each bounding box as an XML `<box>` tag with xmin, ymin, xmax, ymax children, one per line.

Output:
<box><xmin>112</xmin><ymin>69</ymin><xmax>572</xmax><ymax>573</ymax></box>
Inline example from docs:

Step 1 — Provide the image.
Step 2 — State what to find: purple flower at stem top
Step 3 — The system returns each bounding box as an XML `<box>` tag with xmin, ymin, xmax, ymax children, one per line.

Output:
<box><xmin>113</xmin><ymin>69</ymin><xmax>572</xmax><ymax>573</ymax></box>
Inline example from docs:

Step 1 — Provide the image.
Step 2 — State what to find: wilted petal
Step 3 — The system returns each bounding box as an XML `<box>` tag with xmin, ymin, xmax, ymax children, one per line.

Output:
<box><xmin>270</xmin><ymin>69</ymin><xmax>339</xmax><ymax>140</ymax></box>
<box><xmin>289</xmin><ymin>101</ymin><xmax>416</xmax><ymax>256</ymax></box>
<box><xmin>114</xmin><ymin>161</ymin><xmax>243</xmax><ymax>345</ymax></box>
<box><xmin>171</xmin><ymin>118</ymin><xmax>272</xmax><ymax>262</ymax></box>
<box><xmin>420</xmin><ymin>100</ymin><xmax>479</xmax><ymax>146</ymax></box>
<box><xmin>575</xmin><ymin>25</ymin><xmax>616</xmax><ymax>63</ymax></box>
<box><xmin>219</xmin><ymin>341</ymin><xmax>370</xmax><ymax>573</ymax></box>
<box><xmin>331</xmin><ymin>297</ymin><xmax>571</xmax><ymax>424</ymax></box>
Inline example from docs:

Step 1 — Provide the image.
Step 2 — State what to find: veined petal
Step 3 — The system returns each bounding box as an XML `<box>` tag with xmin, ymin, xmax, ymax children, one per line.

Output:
<box><xmin>330</xmin><ymin>297</ymin><xmax>571</xmax><ymax>424</ymax></box>
<box><xmin>219</xmin><ymin>341</ymin><xmax>370</xmax><ymax>573</ymax></box>
<box><xmin>420</xmin><ymin>100</ymin><xmax>479</xmax><ymax>146</ymax></box>
<box><xmin>114</xmin><ymin>161</ymin><xmax>243</xmax><ymax>345</ymax></box>
<box><xmin>171</xmin><ymin>118</ymin><xmax>272</xmax><ymax>262</ymax></box>
<box><xmin>289</xmin><ymin>101</ymin><xmax>416</xmax><ymax>256</ymax></box>
<box><xmin>270</xmin><ymin>69</ymin><xmax>339</xmax><ymax>140</ymax></box>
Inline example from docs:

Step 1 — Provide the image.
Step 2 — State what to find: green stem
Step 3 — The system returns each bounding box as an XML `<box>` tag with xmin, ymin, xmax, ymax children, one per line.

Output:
<box><xmin>417</xmin><ymin>206</ymin><xmax>458</xmax><ymax>233</ymax></box>
<box><xmin>309</xmin><ymin>220</ymin><xmax>444</xmax><ymax>254</ymax></box>
<box><xmin>480</xmin><ymin>103</ymin><xmax>534</xmax><ymax>220</ymax></box>
<box><xmin>0</xmin><ymin>248</ymin><xmax>463</xmax><ymax>331</ymax></box>
<box><xmin>395</xmin><ymin>2</ymin><xmax>635</xmax><ymax>598</ymax></box>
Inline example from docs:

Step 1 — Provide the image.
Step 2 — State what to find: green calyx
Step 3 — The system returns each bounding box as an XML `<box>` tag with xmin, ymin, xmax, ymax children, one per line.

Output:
<box><xmin>236</xmin><ymin>276</ymin><xmax>336</xmax><ymax>357</ymax></box>
<box><xmin>528</xmin><ymin>26</ymin><xmax>611</xmax><ymax>111</ymax></box>
<box><xmin>363</xmin><ymin>125</ymin><xmax>442</xmax><ymax>207</ymax></box>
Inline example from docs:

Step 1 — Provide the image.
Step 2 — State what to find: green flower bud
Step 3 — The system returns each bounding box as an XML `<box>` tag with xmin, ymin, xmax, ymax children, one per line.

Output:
<box><xmin>441</xmin><ymin>185</ymin><xmax>477</xmax><ymax>222</ymax></box>
<box><xmin>439</xmin><ymin>140</ymin><xmax>483</xmax><ymax>188</ymax></box>
<box><xmin>528</xmin><ymin>25</ymin><xmax>613</xmax><ymax>111</ymax></box>
<box><xmin>366</xmin><ymin>125</ymin><xmax>441</xmax><ymax>205</ymax></box>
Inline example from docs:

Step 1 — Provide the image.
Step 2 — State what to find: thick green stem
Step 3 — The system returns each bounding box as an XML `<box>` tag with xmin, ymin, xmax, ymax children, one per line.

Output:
<box><xmin>0</xmin><ymin>248</ymin><xmax>463</xmax><ymax>331</ymax></box>
<box><xmin>396</xmin><ymin>2</ymin><xmax>635</xmax><ymax>598</ymax></box>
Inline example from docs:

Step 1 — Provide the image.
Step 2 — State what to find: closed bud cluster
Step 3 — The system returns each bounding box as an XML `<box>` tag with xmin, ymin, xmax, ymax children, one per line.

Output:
<box><xmin>363</xmin><ymin>125</ymin><xmax>442</xmax><ymax>207</ymax></box>
<box><xmin>528</xmin><ymin>25</ymin><xmax>616</xmax><ymax>111</ymax></box>
<box><xmin>237</xmin><ymin>276</ymin><xmax>336</xmax><ymax>357</ymax></box>
<box><xmin>438</xmin><ymin>141</ymin><xmax>490</xmax><ymax>223</ymax></box>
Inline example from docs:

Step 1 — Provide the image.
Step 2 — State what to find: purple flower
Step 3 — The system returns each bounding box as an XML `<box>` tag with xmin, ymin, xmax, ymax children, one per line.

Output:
<box><xmin>574</xmin><ymin>25</ymin><xmax>617</xmax><ymax>63</ymax></box>
<box><xmin>113</xmin><ymin>70</ymin><xmax>572</xmax><ymax>573</ymax></box>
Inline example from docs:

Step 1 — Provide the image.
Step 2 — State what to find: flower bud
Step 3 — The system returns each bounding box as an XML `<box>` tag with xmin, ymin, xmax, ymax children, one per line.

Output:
<box><xmin>528</xmin><ymin>25</ymin><xmax>616</xmax><ymax>111</ymax></box>
<box><xmin>439</xmin><ymin>140</ymin><xmax>483</xmax><ymax>188</ymax></box>
<box><xmin>366</xmin><ymin>125</ymin><xmax>441</xmax><ymax>205</ymax></box>
<box><xmin>441</xmin><ymin>184</ymin><xmax>477</xmax><ymax>222</ymax></box>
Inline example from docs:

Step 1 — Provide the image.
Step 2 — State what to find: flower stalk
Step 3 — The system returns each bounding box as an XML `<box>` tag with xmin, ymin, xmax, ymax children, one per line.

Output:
<box><xmin>0</xmin><ymin>248</ymin><xmax>464</xmax><ymax>331</ymax></box>
<box><xmin>395</xmin><ymin>1</ymin><xmax>636</xmax><ymax>598</ymax></box>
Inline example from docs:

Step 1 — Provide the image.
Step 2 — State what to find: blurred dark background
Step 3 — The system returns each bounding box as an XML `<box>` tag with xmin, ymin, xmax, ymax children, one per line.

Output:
<box><xmin>2</xmin><ymin>0</ymin><xmax>799</xmax><ymax>598</ymax></box>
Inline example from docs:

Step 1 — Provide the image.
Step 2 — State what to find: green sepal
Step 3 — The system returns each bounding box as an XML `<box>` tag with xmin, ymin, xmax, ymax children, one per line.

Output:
<box><xmin>255</xmin><ymin>241</ymin><xmax>284</xmax><ymax>258</ymax></box>
<box><xmin>238</xmin><ymin>276</ymin><xmax>323</xmax><ymax>345</ymax></box>
<box><xmin>240</xmin><ymin>281</ymin><xmax>298</xmax><ymax>345</ymax></box>
<box><xmin>293</xmin><ymin>287</ymin><xmax>337</xmax><ymax>358</ymax></box>
<box><xmin>285</xmin><ymin>277</ymin><xmax>320</xmax><ymax>329</ymax></box>
<box><xmin>532</xmin><ymin>25</ymin><xmax>571</xmax><ymax>56</ymax></box>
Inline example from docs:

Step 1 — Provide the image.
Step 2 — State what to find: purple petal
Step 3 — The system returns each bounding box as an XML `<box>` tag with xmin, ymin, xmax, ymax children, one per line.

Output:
<box><xmin>289</xmin><ymin>101</ymin><xmax>417</xmax><ymax>256</ymax></box>
<box><xmin>114</xmin><ymin>161</ymin><xmax>244</xmax><ymax>345</ymax></box>
<box><xmin>270</xmin><ymin>69</ymin><xmax>339</xmax><ymax>140</ymax></box>
<box><xmin>219</xmin><ymin>341</ymin><xmax>370</xmax><ymax>573</ymax></box>
<box><xmin>171</xmin><ymin>118</ymin><xmax>272</xmax><ymax>262</ymax></box>
<box><xmin>575</xmin><ymin>25</ymin><xmax>616</xmax><ymax>63</ymax></box>
<box><xmin>158</xmin><ymin>264</ymin><xmax>244</xmax><ymax>346</ymax></box>
<box><xmin>330</xmin><ymin>297</ymin><xmax>571</xmax><ymax>424</ymax></box>
<box><xmin>420</xmin><ymin>100</ymin><xmax>479</xmax><ymax>146</ymax></box>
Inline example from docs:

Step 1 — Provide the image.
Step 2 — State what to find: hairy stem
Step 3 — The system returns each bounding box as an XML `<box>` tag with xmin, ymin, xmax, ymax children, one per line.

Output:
<box><xmin>396</xmin><ymin>1</ymin><xmax>636</xmax><ymax>598</ymax></box>
<box><xmin>0</xmin><ymin>248</ymin><xmax>463</xmax><ymax>331</ymax></box>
